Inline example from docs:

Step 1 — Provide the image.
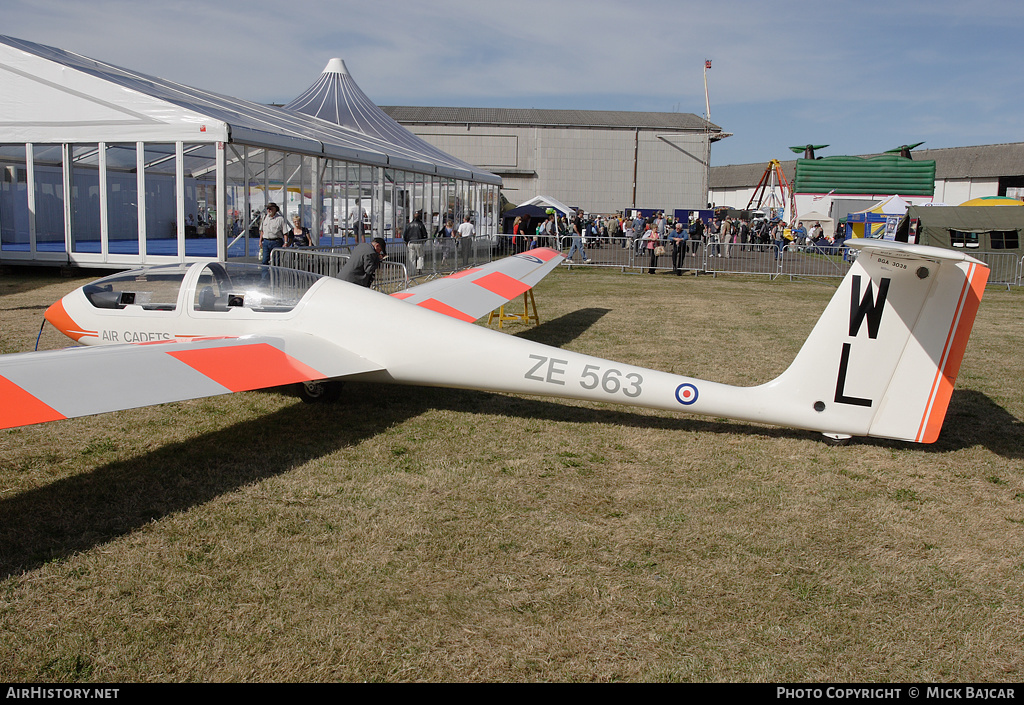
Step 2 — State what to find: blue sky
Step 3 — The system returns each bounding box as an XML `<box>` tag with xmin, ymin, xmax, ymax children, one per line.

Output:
<box><xmin>5</xmin><ymin>0</ymin><xmax>1023</xmax><ymax>166</ymax></box>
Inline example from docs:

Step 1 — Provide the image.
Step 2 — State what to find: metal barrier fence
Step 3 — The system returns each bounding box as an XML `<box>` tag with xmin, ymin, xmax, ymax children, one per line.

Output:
<box><xmin>505</xmin><ymin>235</ymin><xmax>702</xmax><ymax>273</ymax></box>
<box><xmin>272</xmin><ymin>248</ymin><xmax>349</xmax><ymax>278</ymax></box>
<box><xmin>271</xmin><ymin>247</ymin><xmax>411</xmax><ymax>294</ymax></box>
<box><xmin>562</xmin><ymin>236</ymin><xmax>659</xmax><ymax>271</ymax></box>
<box><xmin>706</xmin><ymin>242</ymin><xmax>784</xmax><ymax>277</ymax></box>
<box><xmin>369</xmin><ymin>260</ymin><xmax>412</xmax><ymax>294</ymax></box>
<box><xmin>552</xmin><ymin>237</ymin><xmax>851</xmax><ymax>279</ymax></box>
<box><xmin>971</xmin><ymin>252</ymin><xmax>1023</xmax><ymax>288</ymax></box>
<box><xmin>398</xmin><ymin>236</ymin><xmax>500</xmax><ymax>274</ymax></box>
<box><xmin>778</xmin><ymin>243</ymin><xmax>853</xmax><ymax>280</ymax></box>
<box><xmin>275</xmin><ymin>237</ymin><xmax>1023</xmax><ymax>290</ymax></box>
<box><xmin>304</xmin><ymin>237</ymin><xmax>503</xmax><ymax>277</ymax></box>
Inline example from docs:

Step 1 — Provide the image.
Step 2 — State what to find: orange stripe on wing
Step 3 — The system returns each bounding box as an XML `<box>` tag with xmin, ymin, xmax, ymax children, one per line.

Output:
<box><xmin>416</xmin><ymin>298</ymin><xmax>477</xmax><ymax>322</ymax></box>
<box><xmin>473</xmin><ymin>271</ymin><xmax>531</xmax><ymax>300</ymax></box>
<box><xmin>446</xmin><ymin>268</ymin><xmax>482</xmax><ymax>280</ymax></box>
<box><xmin>167</xmin><ymin>343</ymin><xmax>326</xmax><ymax>393</ymax></box>
<box><xmin>0</xmin><ymin>375</ymin><xmax>67</xmax><ymax>429</ymax></box>
<box><xmin>390</xmin><ymin>292</ymin><xmax>415</xmax><ymax>300</ymax></box>
<box><xmin>528</xmin><ymin>247</ymin><xmax>560</xmax><ymax>262</ymax></box>
<box><xmin>916</xmin><ymin>263</ymin><xmax>989</xmax><ymax>443</ymax></box>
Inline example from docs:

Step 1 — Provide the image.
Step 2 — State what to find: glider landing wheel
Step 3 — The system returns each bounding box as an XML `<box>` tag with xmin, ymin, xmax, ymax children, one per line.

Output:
<box><xmin>298</xmin><ymin>380</ymin><xmax>342</xmax><ymax>404</ymax></box>
<box><xmin>821</xmin><ymin>433</ymin><xmax>852</xmax><ymax>446</ymax></box>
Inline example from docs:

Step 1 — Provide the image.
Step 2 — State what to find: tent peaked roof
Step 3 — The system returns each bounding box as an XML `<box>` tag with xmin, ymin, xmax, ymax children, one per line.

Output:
<box><xmin>0</xmin><ymin>36</ymin><xmax>499</xmax><ymax>184</ymax></box>
<box><xmin>285</xmin><ymin>58</ymin><xmax>487</xmax><ymax>179</ymax></box>
<box><xmin>519</xmin><ymin>195</ymin><xmax>576</xmax><ymax>217</ymax></box>
<box><xmin>851</xmin><ymin>194</ymin><xmax>910</xmax><ymax>216</ymax></box>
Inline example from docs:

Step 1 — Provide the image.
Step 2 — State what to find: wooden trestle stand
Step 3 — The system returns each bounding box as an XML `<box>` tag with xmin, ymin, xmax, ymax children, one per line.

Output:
<box><xmin>487</xmin><ymin>289</ymin><xmax>540</xmax><ymax>328</ymax></box>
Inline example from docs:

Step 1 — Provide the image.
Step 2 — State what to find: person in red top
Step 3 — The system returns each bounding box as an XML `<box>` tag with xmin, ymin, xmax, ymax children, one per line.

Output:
<box><xmin>512</xmin><ymin>215</ymin><xmax>523</xmax><ymax>252</ymax></box>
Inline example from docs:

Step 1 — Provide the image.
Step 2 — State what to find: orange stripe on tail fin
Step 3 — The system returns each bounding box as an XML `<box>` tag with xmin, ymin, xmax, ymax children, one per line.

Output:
<box><xmin>916</xmin><ymin>262</ymin><xmax>989</xmax><ymax>443</ymax></box>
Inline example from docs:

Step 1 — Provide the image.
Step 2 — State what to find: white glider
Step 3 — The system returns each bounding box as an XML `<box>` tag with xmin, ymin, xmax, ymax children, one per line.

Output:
<box><xmin>0</xmin><ymin>240</ymin><xmax>988</xmax><ymax>443</ymax></box>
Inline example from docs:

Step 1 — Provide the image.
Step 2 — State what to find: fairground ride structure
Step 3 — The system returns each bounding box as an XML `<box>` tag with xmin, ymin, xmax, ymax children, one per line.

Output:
<box><xmin>746</xmin><ymin>159</ymin><xmax>796</xmax><ymax>223</ymax></box>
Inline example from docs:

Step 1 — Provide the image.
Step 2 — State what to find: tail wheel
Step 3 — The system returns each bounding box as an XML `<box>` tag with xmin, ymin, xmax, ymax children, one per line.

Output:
<box><xmin>298</xmin><ymin>380</ymin><xmax>342</xmax><ymax>403</ymax></box>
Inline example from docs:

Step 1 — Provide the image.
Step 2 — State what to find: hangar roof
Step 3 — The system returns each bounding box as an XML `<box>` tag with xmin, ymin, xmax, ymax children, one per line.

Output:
<box><xmin>381</xmin><ymin>106</ymin><xmax>723</xmax><ymax>134</ymax></box>
<box><xmin>913</xmin><ymin>143</ymin><xmax>1024</xmax><ymax>179</ymax></box>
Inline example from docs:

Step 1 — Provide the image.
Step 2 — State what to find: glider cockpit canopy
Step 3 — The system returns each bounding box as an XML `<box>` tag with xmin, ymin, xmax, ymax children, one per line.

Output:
<box><xmin>83</xmin><ymin>263</ymin><xmax>325</xmax><ymax>314</ymax></box>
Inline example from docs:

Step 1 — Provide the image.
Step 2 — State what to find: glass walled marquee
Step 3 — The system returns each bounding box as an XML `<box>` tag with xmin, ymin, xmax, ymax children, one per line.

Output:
<box><xmin>0</xmin><ymin>36</ymin><xmax>500</xmax><ymax>267</ymax></box>
<box><xmin>0</xmin><ymin>140</ymin><xmax>499</xmax><ymax>265</ymax></box>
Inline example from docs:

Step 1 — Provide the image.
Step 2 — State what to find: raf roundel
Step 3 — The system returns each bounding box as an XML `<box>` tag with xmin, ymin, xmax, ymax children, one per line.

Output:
<box><xmin>675</xmin><ymin>383</ymin><xmax>699</xmax><ymax>406</ymax></box>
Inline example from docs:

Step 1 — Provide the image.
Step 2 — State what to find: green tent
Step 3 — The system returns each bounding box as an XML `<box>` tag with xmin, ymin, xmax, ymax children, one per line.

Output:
<box><xmin>897</xmin><ymin>205</ymin><xmax>1023</xmax><ymax>254</ymax></box>
<box><xmin>794</xmin><ymin>155</ymin><xmax>935</xmax><ymax>196</ymax></box>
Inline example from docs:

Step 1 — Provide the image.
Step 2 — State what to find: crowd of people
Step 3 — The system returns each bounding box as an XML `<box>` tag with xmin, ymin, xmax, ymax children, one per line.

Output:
<box><xmin>256</xmin><ymin>201</ymin><xmax>850</xmax><ymax>289</ymax></box>
<box><xmin>255</xmin><ymin>202</ymin><xmax>481</xmax><ymax>284</ymax></box>
<box><xmin>507</xmin><ymin>209</ymin><xmax>846</xmax><ymax>273</ymax></box>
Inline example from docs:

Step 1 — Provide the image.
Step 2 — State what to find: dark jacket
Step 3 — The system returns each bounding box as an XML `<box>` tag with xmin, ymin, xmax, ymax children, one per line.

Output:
<box><xmin>403</xmin><ymin>219</ymin><xmax>428</xmax><ymax>243</ymax></box>
<box><xmin>339</xmin><ymin>242</ymin><xmax>381</xmax><ymax>287</ymax></box>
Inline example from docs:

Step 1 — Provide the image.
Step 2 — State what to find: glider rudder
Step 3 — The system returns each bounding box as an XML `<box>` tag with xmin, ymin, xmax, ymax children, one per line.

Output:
<box><xmin>765</xmin><ymin>239</ymin><xmax>988</xmax><ymax>442</ymax></box>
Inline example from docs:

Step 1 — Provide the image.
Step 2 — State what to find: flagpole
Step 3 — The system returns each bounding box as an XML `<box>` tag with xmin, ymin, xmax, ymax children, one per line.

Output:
<box><xmin>703</xmin><ymin>59</ymin><xmax>713</xmax><ymax>207</ymax></box>
<box><xmin>703</xmin><ymin>59</ymin><xmax>711</xmax><ymax>121</ymax></box>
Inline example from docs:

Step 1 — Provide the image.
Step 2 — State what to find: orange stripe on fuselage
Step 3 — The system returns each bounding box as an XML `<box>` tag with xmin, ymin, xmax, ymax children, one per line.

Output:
<box><xmin>44</xmin><ymin>300</ymin><xmax>96</xmax><ymax>343</ymax></box>
<box><xmin>916</xmin><ymin>263</ymin><xmax>989</xmax><ymax>443</ymax></box>
<box><xmin>0</xmin><ymin>375</ymin><xmax>67</xmax><ymax>429</ymax></box>
<box><xmin>167</xmin><ymin>343</ymin><xmax>326</xmax><ymax>392</ymax></box>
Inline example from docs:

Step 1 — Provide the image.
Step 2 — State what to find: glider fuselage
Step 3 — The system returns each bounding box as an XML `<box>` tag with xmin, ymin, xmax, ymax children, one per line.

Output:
<box><xmin>23</xmin><ymin>239</ymin><xmax>988</xmax><ymax>443</ymax></box>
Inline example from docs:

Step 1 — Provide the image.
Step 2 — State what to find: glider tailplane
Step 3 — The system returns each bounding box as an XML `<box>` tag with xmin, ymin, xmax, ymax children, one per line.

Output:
<box><xmin>766</xmin><ymin>240</ymin><xmax>988</xmax><ymax>443</ymax></box>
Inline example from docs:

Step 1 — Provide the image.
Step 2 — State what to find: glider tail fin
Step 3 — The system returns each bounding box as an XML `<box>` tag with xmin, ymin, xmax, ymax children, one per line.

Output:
<box><xmin>769</xmin><ymin>240</ymin><xmax>988</xmax><ymax>443</ymax></box>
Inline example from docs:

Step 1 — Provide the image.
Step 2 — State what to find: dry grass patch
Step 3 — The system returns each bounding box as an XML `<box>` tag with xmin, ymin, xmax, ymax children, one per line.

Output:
<box><xmin>0</xmin><ymin>265</ymin><xmax>1022</xmax><ymax>681</ymax></box>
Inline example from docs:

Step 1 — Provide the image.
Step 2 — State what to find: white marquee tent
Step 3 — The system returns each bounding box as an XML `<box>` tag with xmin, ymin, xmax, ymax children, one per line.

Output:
<box><xmin>0</xmin><ymin>35</ymin><xmax>500</xmax><ymax>266</ymax></box>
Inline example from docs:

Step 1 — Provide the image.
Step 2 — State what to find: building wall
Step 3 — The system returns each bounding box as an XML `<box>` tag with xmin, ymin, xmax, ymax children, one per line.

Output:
<box><xmin>709</xmin><ymin>185</ymin><xmax>756</xmax><ymax>211</ymax></box>
<box><xmin>933</xmin><ymin>177</ymin><xmax>998</xmax><ymax>205</ymax></box>
<box><xmin>399</xmin><ymin>124</ymin><xmax>711</xmax><ymax>215</ymax></box>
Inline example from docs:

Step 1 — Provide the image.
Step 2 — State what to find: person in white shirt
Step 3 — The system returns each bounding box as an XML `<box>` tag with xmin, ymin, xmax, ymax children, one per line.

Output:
<box><xmin>455</xmin><ymin>215</ymin><xmax>475</xmax><ymax>267</ymax></box>
<box><xmin>348</xmin><ymin>198</ymin><xmax>365</xmax><ymax>241</ymax></box>
<box><xmin>457</xmin><ymin>215</ymin><xmax>475</xmax><ymax>239</ymax></box>
<box><xmin>259</xmin><ymin>202</ymin><xmax>286</xmax><ymax>265</ymax></box>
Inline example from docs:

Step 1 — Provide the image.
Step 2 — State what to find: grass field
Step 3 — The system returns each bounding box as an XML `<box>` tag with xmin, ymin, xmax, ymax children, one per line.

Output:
<box><xmin>1</xmin><ymin>265</ymin><xmax>1022</xmax><ymax>682</ymax></box>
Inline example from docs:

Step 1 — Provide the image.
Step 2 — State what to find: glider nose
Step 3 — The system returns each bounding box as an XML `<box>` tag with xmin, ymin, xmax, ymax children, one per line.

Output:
<box><xmin>45</xmin><ymin>296</ymin><xmax>89</xmax><ymax>343</ymax></box>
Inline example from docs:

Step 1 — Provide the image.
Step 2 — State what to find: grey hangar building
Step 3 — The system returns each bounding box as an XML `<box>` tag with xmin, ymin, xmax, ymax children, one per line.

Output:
<box><xmin>381</xmin><ymin>106</ymin><xmax>726</xmax><ymax>216</ymax></box>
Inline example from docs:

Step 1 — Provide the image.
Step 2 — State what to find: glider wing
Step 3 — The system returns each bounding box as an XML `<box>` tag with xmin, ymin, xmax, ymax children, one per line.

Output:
<box><xmin>0</xmin><ymin>333</ymin><xmax>383</xmax><ymax>430</ymax></box>
<box><xmin>390</xmin><ymin>247</ymin><xmax>564</xmax><ymax>322</ymax></box>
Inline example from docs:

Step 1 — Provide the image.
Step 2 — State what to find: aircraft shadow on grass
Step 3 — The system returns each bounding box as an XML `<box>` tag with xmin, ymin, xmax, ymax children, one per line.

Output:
<box><xmin>0</xmin><ymin>307</ymin><xmax>610</xmax><ymax>577</ymax></box>
<box><xmin>510</xmin><ymin>306</ymin><xmax>611</xmax><ymax>348</ymax></box>
<box><xmin>927</xmin><ymin>388</ymin><xmax>1024</xmax><ymax>458</ymax></box>
<box><xmin>0</xmin><ymin>304</ymin><xmax>51</xmax><ymax>313</ymax></box>
<box><xmin>1</xmin><ymin>311</ymin><xmax>1020</xmax><ymax>578</ymax></box>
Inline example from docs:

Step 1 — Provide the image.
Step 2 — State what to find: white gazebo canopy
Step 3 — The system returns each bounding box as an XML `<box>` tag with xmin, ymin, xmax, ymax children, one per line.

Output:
<box><xmin>518</xmin><ymin>195</ymin><xmax>577</xmax><ymax>217</ymax></box>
